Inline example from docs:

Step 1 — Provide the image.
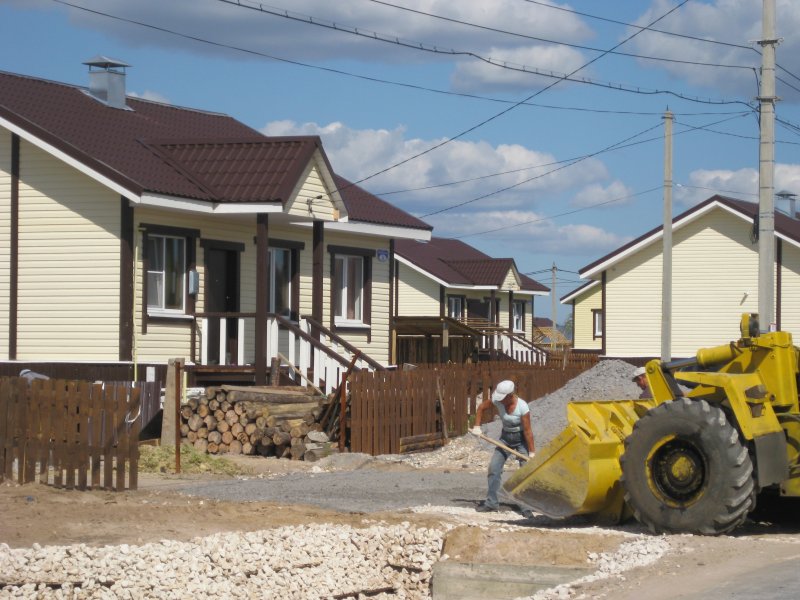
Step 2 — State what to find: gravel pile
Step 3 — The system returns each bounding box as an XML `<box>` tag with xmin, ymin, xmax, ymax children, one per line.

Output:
<box><xmin>0</xmin><ymin>523</ymin><xmax>446</xmax><ymax>599</ymax></box>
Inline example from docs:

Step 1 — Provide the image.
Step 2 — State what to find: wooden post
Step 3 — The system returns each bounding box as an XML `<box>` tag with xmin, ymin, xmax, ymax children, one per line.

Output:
<box><xmin>175</xmin><ymin>359</ymin><xmax>183</xmax><ymax>474</ymax></box>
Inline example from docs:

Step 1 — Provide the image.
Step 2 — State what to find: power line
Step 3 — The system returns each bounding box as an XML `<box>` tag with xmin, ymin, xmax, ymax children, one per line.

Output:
<box><xmin>215</xmin><ymin>0</ymin><xmax>749</xmax><ymax>109</ymax></box>
<box><xmin>454</xmin><ymin>186</ymin><xmax>662</xmax><ymax>239</ymax></box>
<box><xmin>363</xmin><ymin>0</ymin><xmax>756</xmax><ymax>71</ymax></box>
<box><xmin>420</xmin><ymin>121</ymin><xmax>665</xmax><ymax>217</ymax></box>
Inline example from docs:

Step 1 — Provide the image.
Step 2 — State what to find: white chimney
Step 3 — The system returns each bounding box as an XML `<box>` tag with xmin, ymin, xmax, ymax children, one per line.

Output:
<box><xmin>83</xmin><ymin>56</ymin><xmax>131</xmax><ymax>110</ymax></box>
<box><xmin>776</xmin><ymin>190</ymin><xmax>798</xmax><ymax>219</ymax></box>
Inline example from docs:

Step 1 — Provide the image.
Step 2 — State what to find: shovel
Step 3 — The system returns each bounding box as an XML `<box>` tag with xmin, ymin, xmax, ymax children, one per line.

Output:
<box><xmin>471</xmin><ymin>430</ymin><xmax>533</xmax><ymax>462</ymax></box>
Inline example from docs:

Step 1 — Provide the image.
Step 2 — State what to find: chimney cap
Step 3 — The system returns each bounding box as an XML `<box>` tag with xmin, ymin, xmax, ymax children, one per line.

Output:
<box><xmin>83</xmin><ymin>55</ymin><xmax>131</xmax><ymax>70</ymax></box>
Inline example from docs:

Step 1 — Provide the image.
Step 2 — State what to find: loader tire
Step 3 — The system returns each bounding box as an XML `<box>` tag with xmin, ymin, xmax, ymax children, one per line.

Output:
<box><xmin>620</xmin><ymin>397</ymin><xmax>755</xmax><ymax>535</ymax></box>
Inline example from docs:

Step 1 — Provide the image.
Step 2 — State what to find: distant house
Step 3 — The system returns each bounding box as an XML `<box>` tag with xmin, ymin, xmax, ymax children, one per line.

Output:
<box><xmin>562</xmin><ymin>195</ymin><xmax>800</xmax><ymax>358</ymax></box>
<box><xmin>393</xmin><ymin>237</ymin><xmax>549</xmax><ymax>363</ymax></box>
<box><xmin>0</xmin><ymin>61</ymin><xmax>431</xmax><ymax>386</ymax></box>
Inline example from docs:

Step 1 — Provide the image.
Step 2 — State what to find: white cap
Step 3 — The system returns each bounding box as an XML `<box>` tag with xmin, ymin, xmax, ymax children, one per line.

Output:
<box><xmin>632</xmin><ymin>366</ymin><xmax>646</xmax><ymax>381</ymax></box>
<box><xmin>492</xmin><ymin>380</ymin><xmax>515</xmax><ymax>402</ymax></box>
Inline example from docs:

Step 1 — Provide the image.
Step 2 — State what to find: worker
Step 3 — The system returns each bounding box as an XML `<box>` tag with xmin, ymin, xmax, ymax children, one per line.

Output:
<box><xmin>471</xmin><ymin>379</ymin><xmax>535</xmax><ymax>513</ymax></box>
<box><xmin>632</xmin><ymin>366</ymin><xmax>652</xmax><ymax>399</ymax></box>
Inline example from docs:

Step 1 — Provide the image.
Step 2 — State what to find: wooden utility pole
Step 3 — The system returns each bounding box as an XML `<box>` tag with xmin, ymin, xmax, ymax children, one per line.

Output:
<box><xmin>758</xmin><ymin>0</ymin><xmax>778</xmax><ymax>332</ymax></box>
<box><xmin>551</xmin><ymin>263</ymin><xmax>557</xmax><ymax>350</ymax></box>
<box><xmin>662</xmin><ymin>110</ymin><xmax>673</xmax><ymax>362</ymax></box>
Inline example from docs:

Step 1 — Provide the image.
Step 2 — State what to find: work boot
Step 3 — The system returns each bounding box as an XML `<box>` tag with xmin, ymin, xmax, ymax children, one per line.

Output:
<box><xmin>476</xmin><ymin>504</ymin><xmax>498</xmax><ymax>513</ymax></box>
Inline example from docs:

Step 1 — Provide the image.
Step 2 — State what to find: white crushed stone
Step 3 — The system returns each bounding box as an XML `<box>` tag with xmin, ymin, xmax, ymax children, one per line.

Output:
<box><xmin>0</xmin><ymin>523</ymin><xmax>446</xmax><ymax>599</ymax></box>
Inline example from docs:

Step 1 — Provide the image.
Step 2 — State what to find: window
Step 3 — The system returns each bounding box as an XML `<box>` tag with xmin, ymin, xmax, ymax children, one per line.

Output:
<box><xmin>334</xmin><ymin>255</ymin><xmax>364</xmax><ymax>323</ymax></box>
<box><xmin>147</xmin><ymin>234</ymin><xmax>186</xmax><ymax>313</ymax></box>
<box><xmin>447</xmin><ymin>296</ymin><xmax>464</xmax><ymax>320</ymax></box>
<box><xmin>269</xmin><ymin>248</ymin><xmax>292</xmax><ymax>318</ymax></box>
<box><xmin>512</xmin><ymin>300</ymin><xmax>526</xmax><ymax>332</ymax></box>
<box><xmin>592</xmin><ymin>309</ymin><xmax>603</xmax><ymax>339</ymax></box>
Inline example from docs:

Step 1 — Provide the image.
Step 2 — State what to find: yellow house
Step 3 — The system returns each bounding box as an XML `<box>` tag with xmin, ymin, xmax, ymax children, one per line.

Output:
<box><xmin>0</xmin><ymin>61</ymin><xmax>431</xmax><ymax>387</ymax></box>
<box><xmin>393</xmin><ymin>237</ymin><xmax>549</xmax><ymax>363</ymax></box>
<box><xmin>563</xmin><ymin>195</ymin><xmax>800</xmax><ymax>358</ymax></box>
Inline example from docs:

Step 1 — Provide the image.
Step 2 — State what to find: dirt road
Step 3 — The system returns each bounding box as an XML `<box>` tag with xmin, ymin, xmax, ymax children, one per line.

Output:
<box><xmin>4</xmin><ymin>442</ymin><xmax>800</xmax><ymax>599</ymax></box>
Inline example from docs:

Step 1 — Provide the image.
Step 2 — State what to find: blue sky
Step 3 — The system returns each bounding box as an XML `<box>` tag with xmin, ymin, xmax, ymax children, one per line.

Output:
<box><xmin>2</xmin><ymin>0</ymin><xmax>800</xmax><ymax>324</ymax></box>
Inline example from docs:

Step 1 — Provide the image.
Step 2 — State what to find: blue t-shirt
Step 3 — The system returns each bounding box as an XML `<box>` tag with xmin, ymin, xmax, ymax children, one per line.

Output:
<box><xmin>493</xmin><ymin>397</ymin><xmax>529</xmax><ymax>430</ymax></box>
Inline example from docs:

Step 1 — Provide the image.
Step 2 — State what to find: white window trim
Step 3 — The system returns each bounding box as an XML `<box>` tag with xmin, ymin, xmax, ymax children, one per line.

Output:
<box><xmin>147</xmin><ymin>233</ymin><xmax>187</xmax><ymax>314</ymax></box>
<box><xmin>334</xmin><ymin>254</ymin><xmax>365</xmax><ymax>325</ymax></box>
<box><xmin>512</xmin><ymin>300</ymin><xmax>525</xmax><ymax>333</ymax></box>
<box><xmin>593</xmin><ymin>310</ymin><xmax>604</xmax><ymax>338</ymax></box>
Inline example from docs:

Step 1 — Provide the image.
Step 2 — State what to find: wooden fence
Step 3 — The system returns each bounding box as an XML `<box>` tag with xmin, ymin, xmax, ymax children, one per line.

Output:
<box><xmin>0</xmin><ymin>378</ymin><xmax>147</xmax><ymax>490</ymax></box>
<box><xmin>348</xmin><ymin>358</ymin><xmax>598</xmax><ymax>455</ymax></box>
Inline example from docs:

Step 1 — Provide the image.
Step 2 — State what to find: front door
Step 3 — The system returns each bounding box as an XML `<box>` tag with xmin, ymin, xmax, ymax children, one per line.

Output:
<box><xmin>205</xmin><ymin>247</ymin><xmax>240</xmax><ymax>365</ymax></box>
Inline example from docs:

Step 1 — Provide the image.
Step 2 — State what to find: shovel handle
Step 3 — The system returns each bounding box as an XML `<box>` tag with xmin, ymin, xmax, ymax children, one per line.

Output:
<box><xmin>473</xmin><ymin>431</ymin><xmax>532</xmax><ymax>462</ymax></box>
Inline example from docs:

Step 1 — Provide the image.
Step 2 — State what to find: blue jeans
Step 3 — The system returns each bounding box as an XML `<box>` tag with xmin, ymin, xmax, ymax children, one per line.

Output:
<box><xmin>485</xmin><ymin>430</ymin><xmax>529</xmax><ymax>509</ymax></box>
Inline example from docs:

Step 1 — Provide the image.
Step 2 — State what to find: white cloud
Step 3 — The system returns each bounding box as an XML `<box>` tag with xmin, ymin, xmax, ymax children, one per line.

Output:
<box><xmin>260</xmin><ymin>119</ymin><xmax>609</xmax><ymax>214</ymax></box>
<box><xmin>571</xmin><ymin>180</ymin><xmax>635</xmax><ymax>208</ymax></box>
<box><xmin>450</xmin><ymin>44</ymin><xmax>588</xmax><ymax>93</ymax></box>
<box><xmin>424</xmin><ymin>209</ymin><xmax>629</xmax><ymax>257</ymax></box>
<box><xmin>128</xmin><ymin>89</ymin><xmax>171</xmax><ymax>104</ymax></box>
<box><xmin>629</xmin><ymin>0</ymin><xmax>800</xmax><ymax>99</ymax></box>
<box><xmin>55</xmin><ymin>0</ymin><xmax>593</xmax><ymax>94</ymax></box>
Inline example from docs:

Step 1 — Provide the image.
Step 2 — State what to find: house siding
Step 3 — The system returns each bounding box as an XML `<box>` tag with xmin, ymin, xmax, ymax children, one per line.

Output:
<box><xmin>325</xmin><ymin>231</ymin><xmax>391</xmax><ymax>365</ymax></box>
<box><xmin>572</xmin><ymin>285</ymin><xmax>602</xmax><ymax>351</ymax></box>
<box><xmin>779</xmin><ymin>241</ymin><xmax>800</xmax><ymax>337</ymax></box>
<box><xmin>285</xmin><ymin>161</ymin><xmax>337</xmax><ymax>221</ymax></box>
<box><xmin>604</xmin><ymin>208</ymin><xmax>761</xmax><ymax>358</ymax></box>
<box><xmin>0</xmin><ymin>130</ymin><xmax>10</xmax><ymax>360</ymax></box>
<box><xmin>396</xmin><ymin>263</ymin><xmax>439</xmax><ymax>317</ymax></box>
<box><xmin>16</xmin><ymin>140</ymin><xmax>120</xmax><ymax>360</ymax></box>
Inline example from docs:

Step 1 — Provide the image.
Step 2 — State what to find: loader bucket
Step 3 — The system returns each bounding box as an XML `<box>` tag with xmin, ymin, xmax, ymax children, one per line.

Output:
<box><xmin>503</xmin><ymin>399</ymin><xmax>657</xmax><ymax>522</ymax></box>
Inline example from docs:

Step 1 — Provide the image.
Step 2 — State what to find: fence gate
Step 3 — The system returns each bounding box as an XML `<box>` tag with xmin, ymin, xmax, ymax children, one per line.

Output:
<box><xmin>0</xmin><ymin>378</ymin><xmax>142</xmax><ymax>490</ymax></box>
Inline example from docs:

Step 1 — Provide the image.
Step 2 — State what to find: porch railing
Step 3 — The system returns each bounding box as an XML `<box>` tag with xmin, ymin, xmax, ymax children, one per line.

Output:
<box><xmin>193</xmin><ymin>312</ymin><xmax>383</xmax><ymax>394</ymax></box>
<box><xmin>464</xmin><ymin>317</ymin><xmax>550</xmax><ymax>365</ymax></box>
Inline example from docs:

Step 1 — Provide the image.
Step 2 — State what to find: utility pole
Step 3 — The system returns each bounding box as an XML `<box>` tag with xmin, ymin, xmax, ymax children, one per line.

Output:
<box><xmin>551</xmin><ymin>263</ymin><xmax>557</xmax><ymax>351</ymax></box>
<box><xmin>662</xmin><ymin>110</ymin><xmax>673</xmax><ymax>362</ymax></box>
<box><xmin>758</xmin><ymin>0</ymin><xmax>778</xmax><ymax>332</ymax></box>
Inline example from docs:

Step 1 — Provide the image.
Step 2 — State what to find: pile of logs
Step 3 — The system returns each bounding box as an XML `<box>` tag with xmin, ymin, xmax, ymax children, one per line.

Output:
<box><xmin>180</xmin><ymin>385</ymin><xmax>338</xmax><ymax>461</ymax></box>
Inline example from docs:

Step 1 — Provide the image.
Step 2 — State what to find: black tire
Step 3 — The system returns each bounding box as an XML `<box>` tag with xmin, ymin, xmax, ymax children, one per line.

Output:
<box><xmin>620</xmin><ymin>397</ymin><xmax>755</xmax><ymax>535</ymax></box>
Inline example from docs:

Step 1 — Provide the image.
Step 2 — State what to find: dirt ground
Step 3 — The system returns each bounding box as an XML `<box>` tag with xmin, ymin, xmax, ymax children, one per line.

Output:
<box><xmin>4</xmin><ymin>454</ymin><xmax>800</xmax><ymax>599</ymax></box>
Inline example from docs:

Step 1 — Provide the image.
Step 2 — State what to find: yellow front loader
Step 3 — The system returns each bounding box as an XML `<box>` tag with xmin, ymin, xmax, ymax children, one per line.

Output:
<box><xmin>504</xmin><ymin>314</ymin><xmax>800</xmax><ymax>535</ymax></box>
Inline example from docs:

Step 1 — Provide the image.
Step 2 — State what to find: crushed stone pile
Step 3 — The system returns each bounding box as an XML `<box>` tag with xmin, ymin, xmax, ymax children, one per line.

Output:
<box><xmin>0</xmin><ymin>523</ymin><xmax>445</xmax><ymax>599</ymax></box>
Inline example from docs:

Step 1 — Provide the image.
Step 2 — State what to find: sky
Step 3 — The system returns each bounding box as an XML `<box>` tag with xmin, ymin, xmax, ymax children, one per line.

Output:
<box><xmin>2</xmin><ymin>0</ymin><xmax>800</xmax><ymax>325</ymax></box>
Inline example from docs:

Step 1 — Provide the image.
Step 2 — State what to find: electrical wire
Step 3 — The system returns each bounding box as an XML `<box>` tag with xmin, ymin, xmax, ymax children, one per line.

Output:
<box><xmin>453</xmin><ymin>186</ymin><xmax>663</xmax><ymax>239</ymax></box>
<box><xmin>363</xmin><ymin>0</ymin><xmax>756</xmax><ymax>71</ymax></box>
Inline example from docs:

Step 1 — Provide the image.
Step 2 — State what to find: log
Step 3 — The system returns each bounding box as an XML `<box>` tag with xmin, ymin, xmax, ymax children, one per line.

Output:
<box><xmin>216</xmin><ymin>420</ymin><xmax>230</xmax><ymax>433</ymax></box>
<box><xmin>272</xmin><ymin>431</ymin><xmax>292</xmax><ymax>446</ymax></box>
<box><xmin>279</xmin><ymin>418</ymin><xmax>307</xmax><ymax>432</ymax></box>
<box><xmin>220</xmin><ymin>400</ymin><xmax>231</xmax><ymax>412</ymax></box>
<box><xmin>187</xmin><ymin>414</ymin><xmax>204</xmax><ymax>432</ymax></box>
<box><xmin>187</xmin><ymin>397</ymin><xmax>199</xmax><ymax>411</ymax></box>
<box><xmin>197</xmin><ymin>404</ymin><xmax>209</xmax><ymax>418</ymax></box>
<box><xmin>242</xmin><ymin>442</ymin><xmax>253</xmax><ymax>455</ymax></box>
<box><xmin>231</xmin><ymin>423</ymin><xmax>244</xmax><ymax>437</ymax></box>
<box><xmin>289</xmin><ymin>423</ymin><xmax>310</xmax><ymax>438</ymax></box>
<box><xmin>233</xmin><ymin>402</ymin><xmax>246</xmax><ymax>416</ymax></box>
<box><xmin>214</xmin><ymin>409</ymin><xmax>225</xmax><ymax>422</ymax></box>
<box><xmin>255</xmin><ymin>416</ymin><xmax>267</xmax><ymax>429</ymax></box>
<box><xmin>237</xmin><ymin>432</ymin><xmax>249</xmax><ymax>445</ymax></box>
<box><xmin>215</xmin><ymin>390</ymin><xmax>226</xmax><ymax>403</ymax></box>
<box><xmin>225</xmin><ymin>410</ymin><xmax>238</xmax><ymax>426</ymax></box>
<box><xmin>221</xmin><ymin>431</ymin><xmax>234</xmax><ymax>445</ymax></box>
<box><xmin>207</xmin><ymin>431</ymin><xmax>222</xmax><ymax>445</ymax></box>
<box><xmin>207</xmin><ymin>442</ymin><xmax>219</xmax><ymax>454</ymax></box>
<box><xmin>198</xmin><ymin>394</ymin><xmax>209</xmax><ymax>405</ymax></box>
<box><xmin>180</xmin><ymin>424</ymin><xmax>190</xmax><ymax>437</ymax></box>
<box><xmin>203</xmin><ymin>415</ymin><xmax>218</xmax><ymax>431</ymax></box>
<box><xmin>258</xmin><ymin>402</ymin><xmax>321</xmax><ymax>417</ymax></box>
<box><xmin>304</xmin><ymin>442</ymin><xmax>338</xmax><ymax>462</ymax></box>
<box><xmin>193</xmin><ymin>439</ymin><xmax>208</xmax><ymax>453</ymax></box>
<box><xmin>180</xmin><ymin>406</ymin><xmax>194</xmax><ymax>420</ymax></box>
<box><xmin>238</xmin><ymin>414</ymin><xmax>249</xmax><ymax>427</ymax></box>
<box><xmin>278</xmin><ymin>444</ymin><xmax>292</xmax><ymax>459</ymax></box>
<box><xmin>186</xmin><ymin>431</ymin><xmax>197</xmax><ymax>443</ymax></box>
<box><xmin>224</xmin><ymin>388</ymin><xmax>321</xmax><ymax>404</ymax></box>
<box><xmin>218</xmin><ymin>443</ymin><xmax>229</xmax><ymax>454</ymax></box>
<box><xmin>244</xmin><ymin>423</ymin><xmax>258</xmax><ymax>437</ymax></box>
<box><xmin>208</xmin><ymin>398</ymin><xmax>220</xmax><ymax>412</ymax></box>
<box><xmin>197</xmin><ymin>427</ymin><xmax>209</xmax><ymax>440</ymax></box>
<box><xmin>290</xmin><ymin>438</ymin><xmax>306</xmax><ymax>460</ymax></box>
<box><xmin>229</xmin><ymin>440</ymin><xmax>242</xmax><ymax>455</ymax></box>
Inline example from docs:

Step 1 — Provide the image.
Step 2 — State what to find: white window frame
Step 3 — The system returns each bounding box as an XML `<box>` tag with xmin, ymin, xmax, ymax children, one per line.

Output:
<box><xmin>147</xmin><ymin>234</ymin><xmax>186</xmax><ymax>316</ymax></box>
<box><xmin>593</xmin><ymin>309</ymin><xmax>604</xmax><ymax>338</ymax></box>
<box><xmin>269</xmin><ymin>247</ymin><xmax>292</xmax><ymax>319</ymax></box>
<box><xmin>447</xmin><ymin>296</ymin><xmax>463</xmax><ymax>320</ymax></box>
<box><xmin>334</xmin><ymin>254</ymin><xmax>365</xmax><ymax>326</ymax></box>
<box><xmin>512</xmin><ymin>300</ymin><xmax>525</xmax><ymax>333</ymax></box>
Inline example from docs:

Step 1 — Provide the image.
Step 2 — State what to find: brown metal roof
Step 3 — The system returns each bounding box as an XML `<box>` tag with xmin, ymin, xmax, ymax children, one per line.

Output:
<box><xmin>395</xmin><ymin>237</ymin><xmax>548</xmax><ymax>292</ymax></box>
<box><xmin>334</xmin><ymin>174</ymin><xmax>432</xmax><ymax>231</ymax></box>
<box><xmin>147</xmin><ymin>137</ymin><xmax>323</xmax><ymax>203</ymax></box>
<box><xmin>0</xmin><ymin>70</ymin><xmax>430</xmax><ymax>232</ymax></box>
